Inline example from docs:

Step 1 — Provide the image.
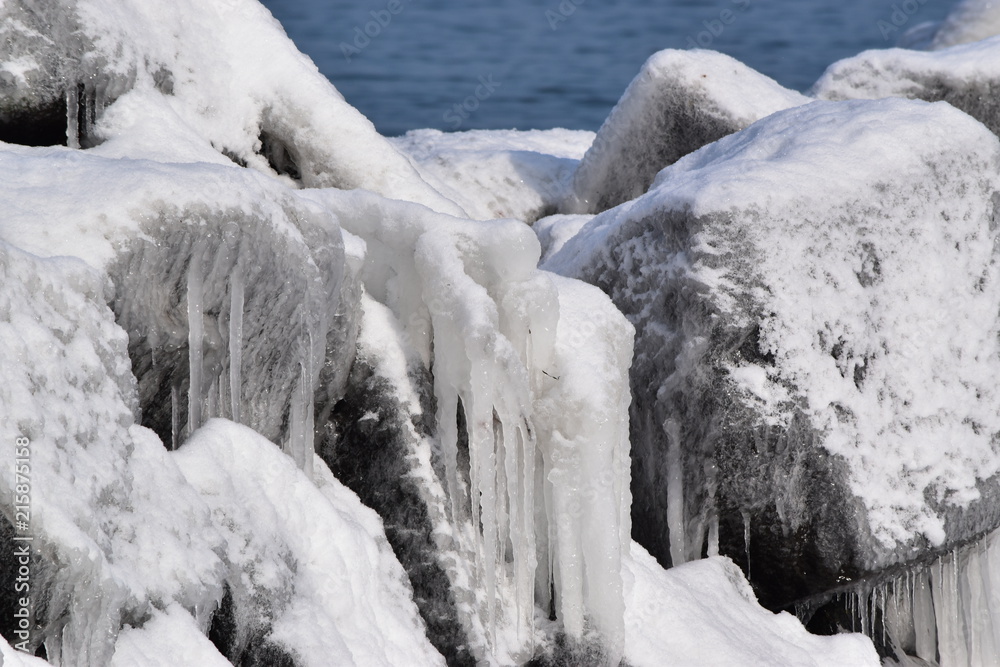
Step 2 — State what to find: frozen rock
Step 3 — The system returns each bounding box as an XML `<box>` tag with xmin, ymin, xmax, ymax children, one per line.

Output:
<box><xmin>533</xmin><ymin>214</ymin><xmax>594</xmax><ymax>265</ymax></box>
<box><xmin>0</xmin><ymin>144</ymin><xmax>355</xmax><ymax>465</ymax></box>
<box><xmin>0</xmin><ymin>0</ymin><xmax>463</xmax><ymax>214</ymax></box>
<box><xmin>0</xmin><ymin>241</ymin><xmax>225</xmax><ymax>664</ymax></box>
<box><xmin>568</xmin><ymin>49</ymin><xmax>809</xmax><ymax>214</ymax></box>
<box><xmin>812</xmin><ymin>35</ymin><xmax>1000</xmax><ymax>137</ymax></box>
<box><xmin>546</xmin><ymin>98</ymin><xmax>1000</xmax><ymax>609</ymax></box>
<box><xmin>930</xmin><ymin>0</ymin><xmax>1000</xmax><ymax>49</ymax></box>
<box><xmin>320</xmin><ymin>294</ymin><xmax>478</xmax><ymax>666</ymax></box>
<box><xmin>391</xmin><ymin>128</ymin><xmax>593</xmax><ymax>223</ymax></box>
<box><xmin>174</xmin><ymin>419</ymin><xmax>445</xmax><ymax>667</ymax></box>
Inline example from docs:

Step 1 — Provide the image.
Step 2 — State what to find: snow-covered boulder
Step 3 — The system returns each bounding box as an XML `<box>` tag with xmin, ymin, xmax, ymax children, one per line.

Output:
<box><xmin>174</xmin><ymin>419</ymin><xmax>445</xmax><ymax>667</ymax></box>
<box><xmin>812</xmin><ymin>35</ymin><xmax>1000</xmax><ymax>137</ymax></box>
<box><xmin>546</xmin><ymin>97</ymin><xmax>1000</xmax><ymax>610</ymax></box>
<box><xmin>0</xmin><ymin>241</ymin><xmax>225</xmax><ymax>663</ymax></box>
<box><xmin>0</xmin><ymin>0</ymin><xmax>463</xmax><ymax>215</ymax></box>
<box><xmin>0</xmin><ymin>145</ymin><xmax>356</xmax><ymax>466</ymax></box>
<box><xmin>929</xmin><ymin>0</ymin><xmax>1000</xmax><ymax>49</ymax></box>
<box><xmin>567</xmin><ymin>49</ymin><xmax>808</xmax><ymax>214</ymax></box>
<box><xmin>391</xmin><ymin>128</ymin><xmax>593</xmax><ymax>223</ymax></box>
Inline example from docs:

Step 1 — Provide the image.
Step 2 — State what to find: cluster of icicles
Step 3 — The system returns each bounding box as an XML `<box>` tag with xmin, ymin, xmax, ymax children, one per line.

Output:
<box><xmin>828</xmin><ymin>528</ymin><xmax>1000</xmax><ymax>666</ymax></box>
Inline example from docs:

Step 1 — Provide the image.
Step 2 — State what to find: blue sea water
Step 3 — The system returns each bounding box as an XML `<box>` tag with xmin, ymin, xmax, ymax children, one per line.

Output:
<box><xmin>259</xmin><ymin>0</ymin><xmax>956</xmax><ymax>136</ymax></box>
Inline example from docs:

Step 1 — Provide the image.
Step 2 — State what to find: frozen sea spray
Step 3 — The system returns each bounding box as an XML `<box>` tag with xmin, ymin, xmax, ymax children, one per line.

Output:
<box><xmin>547</xmin><ymin>97</ymin><xmax>1000</xmax><ymax>609</ymax></box>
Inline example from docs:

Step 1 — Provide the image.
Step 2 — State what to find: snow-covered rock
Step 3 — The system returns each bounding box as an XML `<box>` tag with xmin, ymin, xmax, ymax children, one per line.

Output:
<box><xmin>624</xmin><ymin>544</ymin><xmax>879</xmax><ymax>667</ymax></box>
<box><xmin>0</xmin><ymin>241</ymin><xmax>225</xmax><ymax>664</ymax></box>
<box><xmin>567</xmin><ymin>49</ymin><xmax>809</xmax><ymax>214</ymax></box>
<box><xmin>0</xmin><ymin>0</ymin><xmax>463</xmax><ymax>215</ymax></box>
<box><xmin>930</xmin><ymin>0</ymin><xmax>1000</xmax><ymax>49</ymax></box>
<box><xmin>812</xmin><ymin>35</ymin><xmax>1000</xmax><ymax>137</ymax></box>
<box><xmin>391</xmin><ymin>128</ymin><xmax>593</xmax><ymax>223</ymax></box>
<box><xmin>546</xmin><ymin>97</ymin><xmax>1000</xmax><ymax>610</ymax></box>
<box><xmin>174</xmin><ymin>419</ymin><xmax>445</xmax><ymax>667</ymax></box>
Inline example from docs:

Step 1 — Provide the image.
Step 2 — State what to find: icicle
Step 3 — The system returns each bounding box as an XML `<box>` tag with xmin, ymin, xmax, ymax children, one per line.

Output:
<box><xmin>170</xmin><ymin>384</ymin><xmax>179</xmax><ymax>450</ymax></box>
<box><xmin>66</xmin><ymin>84</ymin><xmax>80</xmax><ymax>149</ymax></box>
<box><xmin>187</xmin><ymin>240</ymin><xmax>206</xmax><ymax>435</ymax></box>
<box><xmin>665</xmin><ymin>419</ymin><xmax>686</xmax><ymax>566</ymax></box>
<box><xmin>913</xmin><ymin>567</ymin><xmax>937</xmax><ymax>663</ymax></box>
<box><xmin>704</xmin><ymin>458</ymin><xmax>719</xmax><ymax>557</ymax></box>
<box><xmin>229</xmin><ymin>263</ymin><xmax>244</xmax><ymax>424</ymax></box>
<box><xmin>741</xmin><ymin>509</ymin><xmax>752</xmax><ymax>579</ymax></box>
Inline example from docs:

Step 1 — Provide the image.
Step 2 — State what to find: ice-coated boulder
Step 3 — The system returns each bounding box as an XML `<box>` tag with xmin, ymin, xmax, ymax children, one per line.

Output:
<box><xmin>929</xmin><ymin>0</ymin><xmax>1000</xmax><ymax>49</ymax></box>
<box><xmin>0</xmin><ymin>241</ymin><xmax>226</xmax><ymax>663</ymax></box>
<box><xmin>0</xmin><ymin>145</ymin><xmax>356</xmax><ymax>467</ymax></box>
<box><xmin>812</xmin><ymin>35</ymin><xmax>1000</xmax><ymax>138</ymax></box>
<box><xmin>567</xmin><ymin>49</ymin><xmax>809</xmax><ymax>214</ymax></box>
<box><xmin>391</xmin><ymin>128</ymin><xmax>593</xmax><ymax>223</ymax></box>
<box><xmin>174</xmin><ymin>419</ymin><xmax>446</xmax><ymax>667</ymax></box>
<box><xmin>0</xmin><ymin>0</ymin><xmax>463</xmax><ymax>215</ymax></box>
<box><xmin>546</xmin><ymin>97</ymin><xmax>1000</xmax><ymax>610</ymax></box>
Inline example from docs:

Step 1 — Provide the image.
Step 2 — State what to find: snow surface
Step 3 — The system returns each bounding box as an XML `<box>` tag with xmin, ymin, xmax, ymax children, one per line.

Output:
<box><xmin>390</xmin><ymin>128</ymin><xmax>594</xmax><ymax>222</ymax></box>
<box><xmin>623</xmin><ymin>544</ymin><xmax>879</xmax><ymax>667</ymax></box>
<box><xmin>569</xmin><ymin>49</ymin><xmax>810</xmax><ymax>214</ymax></box>
<box><xmin>110</xmin><ymin>604</ymin><xmax>232</xmax><ymax>667</ymax></box>
<box><xmin>174</xmin><ymin>419</ymin><xmax>445</xmax><ymax>667</ymax></box>
<box><xmin>811</xmin><ymin>34</ymin><xmax>1000</xmax><ymax>137</ymax></box>
<box><xmin>547</xmin><ymin>97</ymin><xmax>1000</xmax><ymax>554</ymax></box>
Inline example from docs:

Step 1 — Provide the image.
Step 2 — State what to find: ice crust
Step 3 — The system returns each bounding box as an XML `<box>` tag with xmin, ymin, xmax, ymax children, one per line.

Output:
<box><xmin>568</xmin><ymin>49</ymin><xmax>809</xmax><ymax>214</ymax></box>
<box><xmin>547</xmin><ymin>97</ymin><xmax>1000</xmax><ymax>602</ymax></box>
<box><xmin>812</xmin><ymin>35</ymin><xmax>1000</xmax><ymax>137</ymax></box>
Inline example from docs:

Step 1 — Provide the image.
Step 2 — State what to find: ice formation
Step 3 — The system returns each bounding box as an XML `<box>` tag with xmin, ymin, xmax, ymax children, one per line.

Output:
<box><xmin>0</xmin><ymin>0</ymin><xmax>923</xmax><ymax>665</ymax></box>
<box><xmin>812</xmin><ymin>35</ymin><xmax>1000</xmax><ymax>137</ymax></box>
<box><xmin>547</xmin><ymin>97</ymin><xmax>1000</xmax><ymax>610</ymax></box>
<box><xmin>567</xmin><ymin>49</ymin><xmax>809</xmax><ymax>214</ymax></box>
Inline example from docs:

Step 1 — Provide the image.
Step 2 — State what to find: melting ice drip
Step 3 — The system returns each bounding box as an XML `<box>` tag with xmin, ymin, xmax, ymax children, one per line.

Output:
<box><xmin>830</xmin><ymin>528</ymin><xmax>1000</xmax><ymax>666</ymax></box>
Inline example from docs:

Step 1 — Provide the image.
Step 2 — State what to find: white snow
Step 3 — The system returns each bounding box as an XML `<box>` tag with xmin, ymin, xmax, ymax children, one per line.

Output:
<box><xmin>624</xmin><ymin>544</ymin><xmax>880</xmax><ymax>667</ymax></box>
<box><xmin>173</xmin><ymin>418</ymin><xmax>445</xmax><ymax>667</ymax></box>
<box><xmin>812</xmin><ymin>33</ymin><xmax>1000</xmax><ymax>101</ymax></box>
<box><xmin>110</xmin><ymin>604</ymin><xmax>232</xmax><ymax>667</ymax></box>
<box><xmin>391</xmin><ymin>128</ymin><xmax>594</xmax><ymax>222</ymax></box>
